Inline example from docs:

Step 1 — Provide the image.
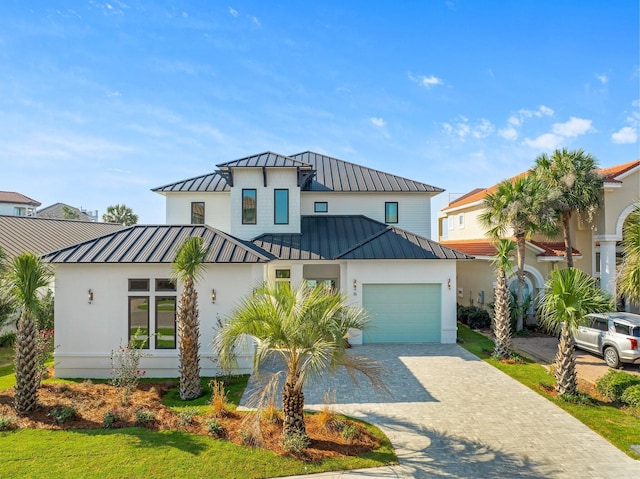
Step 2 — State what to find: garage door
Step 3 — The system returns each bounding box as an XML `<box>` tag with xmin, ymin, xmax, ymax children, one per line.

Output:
<box><xmin>362</xmin><ymin>284</ymin><xmax>441</xmax><ymax>343</ymax></box>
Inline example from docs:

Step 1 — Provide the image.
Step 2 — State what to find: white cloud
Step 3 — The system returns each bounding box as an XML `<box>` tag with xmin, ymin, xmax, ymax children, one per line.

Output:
<box><xmin>408</xmin><ymin>72</ymin><xmax>444</xmax><ymax>89</ymax></box>
<box><xmin>252</xmin><ymin>16</ymin><xmax>261</xmax><ymax>26</ymax></box>
<box><xmin>182</xmin><ymin>12</ymin><xmax>188</xmax><ymax>18</ymax></box>
<box><xmin>443</xmin><ymin>117</ymin><xmax>494</xmax><ymax>141</ymax></box>
<box><xmin>229</xmin><ymin>7</ymin><xmax>238</xmax><ymax>17</ymax></box>
<box><xmin>498</xmin><ymin>126</ymin><xmax>518</xmax><ymax>141</ymax></box>
<box><xmin>518</xmin><ymin>105</ymin><xmax>554</xmax><ymax>120</ymax></box>
<box><xmin>524</xmin><ymin>133</ymin><xmax>564</xmax><ymax>151</ymax></box>
<box><xmin>472</xmin><ymin>119</ymin><xmax>494</xmax><ymax>139</ymax></box>
<box><xmin>551</xmin><ymin>117</ymin><xmax>593</xmax><ymax>137</ymax></box>
<box><xmin>507</xmin><ymin>115</ymin><xmax>521</xmax><ymax>127</ymax></box>
<box><xmin>185</xmin><ymin>123</ymin><xmax>225</xmax><ymax>142</ymax></box>
<box><xmin>596</xmin><ymin>73</ymin><xmax>608</xmax><ymax>84</ymax></box>
<box><xmin>107</xmin><ymin>91</ymin><xmax>122</xmax><ymax>97</ymax></box>
<box><xmin>370</xmin><ymin>117</ymin><xmax>386</xmax><ymax>127</ymax></box>
<box><xmin>611</xmin><ymin>126</ymin><xmax>638</xmax><ymax>144</ymax></box>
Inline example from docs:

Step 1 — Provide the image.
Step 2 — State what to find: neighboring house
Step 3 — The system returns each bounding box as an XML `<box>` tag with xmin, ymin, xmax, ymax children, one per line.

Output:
<box><xmin>43</xmin><ymin>151</ymin><xmax>472</xmax><ymax>378</ymax></box>
<box><xmin>0</xmin><ymin>191</ymin><xmax>40</xmax><ymax>217</ymax></box>
<box><xmin>438</xmin><ymin>159</ymin><xmax>640</xmax><ymax>317</ymax></box>
<box><xmin>38</xmin><ymin>203</ymin><xmax>93</xmax><ymax>222</ymax></box>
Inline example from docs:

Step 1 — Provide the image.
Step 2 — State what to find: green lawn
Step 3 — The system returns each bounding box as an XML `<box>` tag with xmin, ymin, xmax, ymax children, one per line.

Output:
<box><xmin>0</xmin><ymin>347</ymin><xmax>396</xmax><ymax>478</ymax></box>
<box><xmin>457</xmin><ymin>324</ymin><xmax>640</xmax><ymax>460</ymax></box>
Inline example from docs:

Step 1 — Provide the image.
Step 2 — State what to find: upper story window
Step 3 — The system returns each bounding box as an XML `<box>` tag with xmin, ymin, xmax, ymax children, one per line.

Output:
<box><xmin>191</xmin><ymin>202</ymin><xmax>205</xmax><ymax>224</ymax></box>
<box><xmin>128</xmin><ymin>279</ymin><xmax>150</xmax><ymax>292</ymax></box>
<box><xmin>457</xmin><ymin>213</ymin><xmax>465</xmax><ymax>229</ymax></box>
<box><xmin>274</xmin><ymin>189</ymin><xmax>289</xmax><ymax>225</ymax></box>
<box><xmin>385</xmin><ymin>202</ymin><xmax>398</xmax><ymax>224</ymax></box>
<box><xmin>448</xmin><ymin>216</ymin><xmax>454</xmax><ymax>230</ymax></box>
<box><xmin>314</xmin><ymin>202</ymin><xmax>328</xmax><ymax>213</ymax></box>
<box><xmin>242</xmin><ymin>189</ymin><xmax>257</xmax><ymax>224</ymax></box>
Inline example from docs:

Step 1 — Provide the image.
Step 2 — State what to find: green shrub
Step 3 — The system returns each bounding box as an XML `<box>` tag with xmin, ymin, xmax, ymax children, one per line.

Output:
<box><xmin>102</xmin><ymin>409</ymin><xmax>119</xmax><ymax>428</ymax></box>
<box><xmin>559</xmin><ymin>392</ymin><xmax>593</xmax><ymax>405</ymax></box>
<box><xmin>282</xmin><ymin>431</ymin><xmax>310</xmax><ymax>453</ymax></box>
<box><xmin>49</xmin><ymin>406</ymin><xmax>77</xmax><ymax>424</ymax></box>
<box><xmin>205</xmin><ymin>418</ymin><xmax>223</xmax><ymax>435</ymax></box>
<box><xmin>177</xmin><ymin>408</ymin><xmax>198</xmax><ymax>427</ymax></box>
<box><xmin>457</xmin><ymin>304</ymin><xmax>491</xmax><ymax>329</ymax></box>
<box><xmin>135</xmin><ymin>409</ymin><xmax>156</xmax><ymax>426</ymax></box>
<box><xmin>340</xmin><ymin>423</ymin><xmax>360</xmax><ymax>441</ymax></box>
<box><xmin>0</xmin><ymin>332</ymin><xmax>16</xmax><ymax>347</ymax></box>
<box><xmin>0</xmin><ymin>415</ymin><xmax>15</xmax><ymax>431</ymax></box>
<box><xmin>595</xmin><ymin>370</ymin><xmax>640</xmax><ymax>401</ymax></box>
<box><xmin>620</xmin><ymin>384</ymin><xmax>640</xmax><ymax>408</ymax></box>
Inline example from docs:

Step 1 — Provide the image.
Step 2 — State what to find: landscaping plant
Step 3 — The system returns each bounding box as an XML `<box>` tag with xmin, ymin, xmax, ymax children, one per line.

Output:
<box><xmin>491</xmin><ymin>239</ymin><xmax>515</xmax><ymax>359</ymax></box>
<box><xmin>110</xmin><ymin>335</ymin><xmax>148</xmax><ymax>403</ymax></box>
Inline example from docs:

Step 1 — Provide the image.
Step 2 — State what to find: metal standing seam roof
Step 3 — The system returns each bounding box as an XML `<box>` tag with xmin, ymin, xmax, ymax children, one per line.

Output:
<box><xmin>0</xmin><ymin>215</ymin><xmax>124</xmax><ymax>261</ymax></box>
<box><xmin>252</xmin><ymin>216</ymin><xmax>472</xmax><ymax>261</ymax></box>
<box><xmin>41</xmin><ymin>225</ymin><xmax>276</xmax><ymax>264</ymax></box>
<box><xmin>151</xmin><ymin>150</ymin><xmax>443</xmax><ymax>194</ymax></box>
<box><xmin>216</xmin><ymin>151</ymin><xmax>313</xmax><ymax>169</ymax></box>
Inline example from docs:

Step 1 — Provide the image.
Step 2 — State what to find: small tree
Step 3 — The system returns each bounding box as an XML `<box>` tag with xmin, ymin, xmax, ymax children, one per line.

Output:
<box><xmin>491</xmin><ymin>239</ymin><xmax>515</xmax><ymax>359</ymax></box>
<box><xmin>102</xmin><ymin>204</ymin><xmax>138</xmax><ymax>226</ymax></box>
<box><xmin>3</xmin><ymin>252</ymin><xmax>52</xmax><ymax>415</ymax></box>
<box><xmin>61</xmin><ymin>205</ymin><xmax>80</xmax><ymax>220</ymax></box>
<box><xmin>538</xmin><ymin>268</ymin><xmax>613</xmax><ymax>396</ymax></box>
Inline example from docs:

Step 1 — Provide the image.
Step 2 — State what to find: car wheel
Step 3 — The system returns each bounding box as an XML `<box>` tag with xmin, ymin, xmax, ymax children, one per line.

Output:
<box><xmin>603</xmin><ymin>347</ymin><xmax>621</xmax><ymax>369</ymax></box>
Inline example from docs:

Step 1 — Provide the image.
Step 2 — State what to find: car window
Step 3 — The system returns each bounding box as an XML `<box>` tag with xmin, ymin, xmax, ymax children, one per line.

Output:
<box><xmin>592</xmin><ymin>319</ymin><xmax>608</xmax><ymax>331</ymax></box>
<box><xmin>614</xmin><ymin>323</ymin><xmax>630</xmax><ymax>335</ymax></box>
<box><xmin>630</xmin><ymin>327</ymin><xmax>640</xmax><ymax>338</ymax></box>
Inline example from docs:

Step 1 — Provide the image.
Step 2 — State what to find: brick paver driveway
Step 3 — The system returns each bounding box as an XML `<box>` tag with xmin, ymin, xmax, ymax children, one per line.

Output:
<box><xmin>241</xmin><ymin>344</ymin><xmax>639</xmax><ymax>479</ymax></box>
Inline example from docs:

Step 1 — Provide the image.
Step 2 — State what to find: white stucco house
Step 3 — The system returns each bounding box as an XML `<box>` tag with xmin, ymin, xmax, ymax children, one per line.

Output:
<box><xmin>43</xmin><ymin>151</ymin><xmax>471</xmax><ymax>378</ymax></box>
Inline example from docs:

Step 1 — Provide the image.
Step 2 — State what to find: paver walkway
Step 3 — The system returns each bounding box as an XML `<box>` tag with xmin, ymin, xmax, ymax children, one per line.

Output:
<box><xmin>240</xmin><ymin>344</ymin><xmax>639</xmax><ymax>479</ymax></box>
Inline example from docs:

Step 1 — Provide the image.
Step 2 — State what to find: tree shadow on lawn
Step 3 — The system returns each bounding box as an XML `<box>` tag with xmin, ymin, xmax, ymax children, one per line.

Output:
<box><xmin>343</xmin><ymin>413</ymin><xmax>560</xmax><ymax>479</ymax></box>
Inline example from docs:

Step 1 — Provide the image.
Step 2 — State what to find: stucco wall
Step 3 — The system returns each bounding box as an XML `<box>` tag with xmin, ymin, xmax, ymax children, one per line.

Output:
<box><xmin>300</xmin><ymin>192</ymin><xmax>432</xmax><ymax>239</ymax></box>
<box><xmin>164</xmin><ymin>192</ymin><xmax>231</xmax><ymax>231</ymax></box>
<box><xmin>53</xmin><ymin>263</ymin><xmax>264</xmax><ymax>379</ymax></box>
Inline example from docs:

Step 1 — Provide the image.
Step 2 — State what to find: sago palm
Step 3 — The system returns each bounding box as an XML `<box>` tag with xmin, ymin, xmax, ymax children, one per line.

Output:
<box><xmin>172</xmin><ymin>236</ymin><xmax>208</xmax><ymax>400</ymax></box>
<box><xmin>534</xmin><ymin>148</ymin><xmax>603</xmax><ymax>268</ymax></box>
<box><xmin>480</xmin><ymin>174</ymin><xmax>557</xmax><ymax>330</ymax></box>
<box><xmin>538</xmin><ymin>267</ymin><xmax>612</xmax><ymax>396</ymax></box>
<box><xmin>3</xmin><ymin>252</ymin><xmax>52</xmax><ymax>415</ymax></box>
<box><xmin>617</xmin><ymin>201</ymin><xmax>640</xmax><ymax>304</ymax></box>
<box><xmin>215</xmin><ymin>282</ymin><xmax>385</xmax><ymax>438</ymax></box>
<box><xmin>491</xmin><ymin>239</ymin><xmax>515</xmax><ymax>359</ymax></box>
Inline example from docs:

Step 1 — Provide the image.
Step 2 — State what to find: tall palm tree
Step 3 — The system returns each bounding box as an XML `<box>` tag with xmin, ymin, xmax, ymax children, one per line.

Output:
<box><xmin>491</xmin><ymin>239</ymin><xmax>516</xmax><ymax>359</ymax></box>
<box><xmin>216</xmin><ymin>282</ymin><xmax>385</xmax><ymax>438</ymax></box>
<box><xmin>172</xmin><ymin>236</ymin><xmax>208</xmax><ymax>400</ymax></box>
<box><xmin>102</xmin><ymin>204</ymin><xmax>139</xmax><ymax>226</ymax></box>
<box><xmin>534</xmin><ymin>148</ymin><xmax>603</xmax><ymax>268</ymax></box>
<box><xmin>3</xmin><ymin>252</ymin><xmax>52</xmax><ymax>415</ymax></box>
<box><xmin>617</xmin><ymin>201</ymin><xmax>640</xmax><ymax>304</ymax></box>
<box><xmin>480</xmin><ymin>174</ymin><xmax>557</xmax><ymax>331</ymax></box>
<box><xmin>538</xmin><ymin>267</ymin><xmax>612</xmax><ymax>396</ymax></box>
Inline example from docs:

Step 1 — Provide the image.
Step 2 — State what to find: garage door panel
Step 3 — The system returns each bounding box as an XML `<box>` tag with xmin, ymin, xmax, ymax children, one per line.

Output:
<box><xmin>362</xmin><ymin>284</ymin><xmax>441</xmax><ymax>343</ymax></box>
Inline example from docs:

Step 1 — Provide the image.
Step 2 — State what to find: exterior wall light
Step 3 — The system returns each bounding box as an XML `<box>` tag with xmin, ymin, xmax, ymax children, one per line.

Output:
<box><xmin>211</xmin><ymin>289</ymin><xmax>217</xmax><ymax>303</ymax></box>
<box><xmin>447</xmin><ymin>279</ymin><xmax>451</xmax><ymax>290</ymax></box>
<box><xmin>88</xmin><ymin>289</ymin><xmax>94</xmax><ymax>304</ymax></box>
<box><xmin>353</xmin><ymin>279</ymin><xmax>357</xmax><ymax>295</ymax></box>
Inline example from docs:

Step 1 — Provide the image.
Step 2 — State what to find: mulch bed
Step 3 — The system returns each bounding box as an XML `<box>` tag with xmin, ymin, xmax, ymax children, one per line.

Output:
<box><xmin>0</xmin><ymin>379</ymin><xmax>380</xmax><ymax>462</ymax></box>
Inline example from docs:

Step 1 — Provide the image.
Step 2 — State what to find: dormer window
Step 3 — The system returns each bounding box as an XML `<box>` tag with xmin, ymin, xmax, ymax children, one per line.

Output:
<box><xmin>191</xmin><ymin>202</ymin><xmax>204</xmax><ymax>224</ymax></box>
<box><xmin>242</xmin><ymin>189</ymin><xmax>257</xmax><ymax>224</ymax></box>
<box><xmin>385</xmin><ymin>202</ymin><xmax>398</xmax><ymax>224</ymax></box>
<box><xmin>274</xmin><ymin>189</ymin><xmax>289</xmax><ymax>224</ymax></box>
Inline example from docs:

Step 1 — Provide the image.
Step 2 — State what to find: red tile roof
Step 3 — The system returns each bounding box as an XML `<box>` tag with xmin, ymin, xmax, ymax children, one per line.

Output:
<box><xmin>0</xmin><ymin>191</ymin><xmax>41</xmax><ymax>206</ymax></box>
<box><xmin>442</xmin><ymin>159</ymin><xmax>639</xmax><ymax>212</ymax></box>
<box><xmin>441</xmin><ymin>239</ymin><xmax>581</xmax><ymax>258</ymax></box>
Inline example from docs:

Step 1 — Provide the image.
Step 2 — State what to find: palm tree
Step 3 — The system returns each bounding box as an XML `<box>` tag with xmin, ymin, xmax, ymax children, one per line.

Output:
<box><xmin>172</xmin><ymin>237</ymin><xmax>208</xmax><ymax>400</ymax></box>
<box><xmin>491</xmin><ymin>239</ymin><xmax>515</xmax><ymax>359</ymax></box>
<box><xmin>102</xmin><ymin>204</ymin><xmax>139</xmax><ymax>226</ymax></box>
<box><xmin>617</xmin><ymin>201</ymin><xmax>640</xmax><ymax>304</ymax></box>
<box><xmin>3</xmin><ymin>252</ymin><xmax>52</xmax><ymax>415</ymax></box>
<box><xmin>479</xmin><ymin>175</ymin><xmax>557</xmax><ymax>331</ymax></box>
<box><xmin>538</xmin><ymin>267</ymin><xmax>612</xmax><ymax>396</ymax></box>
<box><xmin>215</xmin><ymin>282</ymin><xmax>385</xmax><ymax>438</ymax></box>
<box><xmin>534</xmin><ymin>148</ymin><xmax>603</xmax><ymax>268</ymax></box>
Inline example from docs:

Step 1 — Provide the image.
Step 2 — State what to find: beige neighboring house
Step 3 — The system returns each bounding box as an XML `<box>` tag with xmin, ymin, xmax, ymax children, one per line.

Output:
<box><xmin>0</xmin><ymin>191</ymin><xmax>40</xmax><ymax>217</ymax></box>
<box><xmin>438</xmin><ymin>159</ymin><xmax>640</xmax><ymax>317</ymax></box>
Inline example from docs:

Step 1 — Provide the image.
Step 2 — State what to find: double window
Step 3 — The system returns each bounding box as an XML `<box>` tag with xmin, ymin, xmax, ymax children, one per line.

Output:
<box><xmin>127</xmin><ymin>278</ymin><xmax>177</xmax><ymax>349</ymax></box>
<box><xmin>385</xmin><ymin>202</ymin><xmax>398</xmax><ymax>224</ymax></box>
<box><xmin>191</xmin><ymin>202</ymin><xmax>205</xmax><ymax>224</ymax></box>
<box><xmin>274</xmin><ymin>189</ymin><xmax>289</xmax><ymax>224</ymax></box>
<box><xmin>242</xmin><ymin>189</ymin><xmax>257</xmax><ymax>224</ymax></box>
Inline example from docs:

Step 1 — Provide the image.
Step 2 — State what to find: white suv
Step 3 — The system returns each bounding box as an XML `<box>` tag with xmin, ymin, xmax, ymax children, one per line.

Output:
<box><xmin>574</xmin><ymin>312</ymin><xmax>640</xmax><ymax>368</ymax></box>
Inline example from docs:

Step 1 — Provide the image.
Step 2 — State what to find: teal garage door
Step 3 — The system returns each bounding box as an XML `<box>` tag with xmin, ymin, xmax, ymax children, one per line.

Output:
<box><xmin>362</xmin><ymin>284</ymin><xmax>441</xmax><ymax>343</ymax></box>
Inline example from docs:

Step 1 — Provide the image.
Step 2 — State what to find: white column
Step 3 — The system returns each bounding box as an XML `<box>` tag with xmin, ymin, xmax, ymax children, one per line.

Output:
<box><xmin>599</xmin><ymin>240</ymin><xmax>617</xmax><ymax>298</ymax></box>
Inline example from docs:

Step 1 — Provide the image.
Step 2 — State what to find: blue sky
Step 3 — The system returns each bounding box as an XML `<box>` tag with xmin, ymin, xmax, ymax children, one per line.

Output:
<box><xmin>1</xmin><ymin>1</ymin><xmax>638</xmax><ymax>231</ymax></box>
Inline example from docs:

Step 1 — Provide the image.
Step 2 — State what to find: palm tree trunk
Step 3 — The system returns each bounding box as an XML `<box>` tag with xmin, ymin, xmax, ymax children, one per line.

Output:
<box><xmin>493</xmin><ymin>270</ymin><xmax>512</xmax><ymax>359</ymax></box>
<box><xmin>555</xmin><ymin>323</ymin><xmax>577</xmax><ymax>396</ymax></box>
<box><xmin>515</xmin><ymin>234</ymin><xmax>526</xmax><ymax>331</ymax></box>
<box><xmin>282</xmin><ymin>371</ymin><xmax>306</xmax><ymax>437</ymax></box>
<box><xmin>14</xmin><ymin>311</ymin><xmax>39</xmax><ymax>415</ymax></box>
<box><xmin>562</xmin><ymin>212</ymin><xmax>573</xmax><ymax>268</ymax></box>
<box><xmin>178</xmin><ymin>277</ymin><xmax>202</xmax><ymax>400</ymax></box>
